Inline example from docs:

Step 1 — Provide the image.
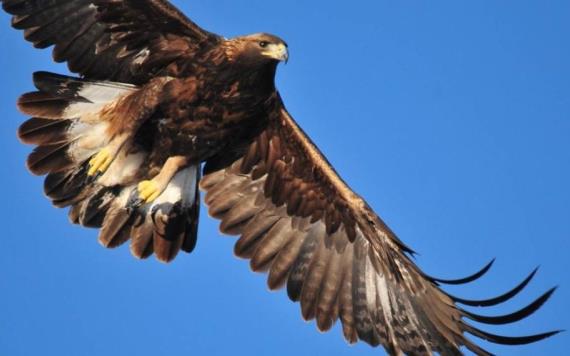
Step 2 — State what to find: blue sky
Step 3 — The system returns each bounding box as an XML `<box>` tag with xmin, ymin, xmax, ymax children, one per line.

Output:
<box><xmin>0</xmin><ymin>1</ymin><xmax>568</xmax><ymax>355</ymax></box>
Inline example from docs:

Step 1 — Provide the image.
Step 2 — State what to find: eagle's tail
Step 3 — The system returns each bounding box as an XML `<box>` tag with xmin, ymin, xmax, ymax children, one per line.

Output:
<box><xmin>80</xmin><ymin>165</ymin><xmax>201</xmax><ymax>262</ymax></box>
<box><xmin>17</xmin><ymin>71</ymin><xmax>200</xmax><ymax>262</ymax></box>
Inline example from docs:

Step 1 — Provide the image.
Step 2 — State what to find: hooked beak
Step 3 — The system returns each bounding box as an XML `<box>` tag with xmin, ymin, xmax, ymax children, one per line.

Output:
<box><xmin>262</xmin><ymin>43</ymin><xmax>289</xmax><ymax>63</ymax></box>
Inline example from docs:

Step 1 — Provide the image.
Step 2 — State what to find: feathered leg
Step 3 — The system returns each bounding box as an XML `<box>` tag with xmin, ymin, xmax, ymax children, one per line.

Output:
<box><xmin>128</xmin><ymin>156</ymin><xmax>189</xmax><ymax>208</ymax></box>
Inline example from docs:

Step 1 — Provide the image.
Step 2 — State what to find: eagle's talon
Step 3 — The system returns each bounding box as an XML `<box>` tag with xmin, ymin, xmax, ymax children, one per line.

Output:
<box><xmin>138</xmin><ymin>180</ymin><xmax>162</xmax><ymax>203</ymax></box>
<box><xmin>126</xmin><ymin>180</ymin><xmax>164</xmax><ymax>210</ymax></box>
<box><xmin>87</xmin><ymin>148</ymin><xmax>114</xmax><ymax>177</ymax></box>
<box><xmin>86</xmin><ymin>171</ymin><xmax>103</xmax><ymax>184</ymax></box>
<box><xmin>126</xmin><ymin>189</ymin><xmax>144</xmax><ymax>211</ymax></box>
<box><xmin>126</xmin><ymin>199</ymin><xmax>143</xmax><ymax>212</ymax></box>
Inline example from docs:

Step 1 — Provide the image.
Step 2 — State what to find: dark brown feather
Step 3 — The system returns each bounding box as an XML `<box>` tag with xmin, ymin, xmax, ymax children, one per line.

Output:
<box><xmin>315</xmin><ymin>245</ymin><xmax>344</xmax><ymax>331</ymax></box>
<box><xmin>18</xmin><ymin>118</ymin><xmax>70</xmax><ymax>145</ymax></box>
<box><xmin>299</xmin><ymin>228</ymin><xmax>331</xmax><ymax>321</ymax></box>
<box><xmin>44</xmin><ymin>165</ymin><xmax>88</xmax><ymax>204</ymax></box>
<box><xmin>235</xmin><ymin>211</ymin><xmax>279</xmax><ymax>259</ymax></box>
<box><xmin>3</xmin><ymin>0</ymin><xmax>222</xmax><ymax>83</ymax></box>
<box><xmin>250</xmin><ymin>219</ymin><xmax>292</xmax><ymax>272</ymax></box>
<box><xmin>27</xmin><ymin>141</ymin><xmax>74</xmax><ymax>175</ymax></box>
<box><xmin>152</xmin><ymin>205</ymin><xmax>187</xmax><ymax>263</ymax></box>
<box><xmin>200</xmin><ymin>99</ymin><xmax>558</xmax><ymax>355</ymax></box>
<box><xmin>130</xmin><ymin>217</ymin><xmax>155</xmax><ymax>259</ymax></box>
<box><xmin>99</xmin><ymin>205</ymin><xmax>134</xmax><ymax>248</ymax></box>
<box><xmin>17</xmin><ymin>91</ymin><xmax>69</xmax><ymax>119</ymax></box>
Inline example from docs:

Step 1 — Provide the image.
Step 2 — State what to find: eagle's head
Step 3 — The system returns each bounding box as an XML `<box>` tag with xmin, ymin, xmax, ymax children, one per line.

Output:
<box><xmin>226</xmin><ymin>33</ymin><xmax>289</xmax><ymax>65</ymax></box>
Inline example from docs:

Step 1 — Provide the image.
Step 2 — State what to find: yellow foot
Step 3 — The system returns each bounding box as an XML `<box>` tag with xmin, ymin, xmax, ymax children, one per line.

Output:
<box><xmin>88</xmin><ymin>148</ymin><xmax>114</xmax><ymax>177</ymax></box>
<box><xmin>137</xmin><ymin>180</ymin><xmax>162</xmax><ymax>204</ymax></box>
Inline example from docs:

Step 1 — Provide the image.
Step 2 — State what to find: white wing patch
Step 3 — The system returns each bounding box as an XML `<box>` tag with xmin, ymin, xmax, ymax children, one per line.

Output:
<box><xmin>64</xmin><ymin>82</ymin><xmax>136</xmax><ymax>119</ymax></box>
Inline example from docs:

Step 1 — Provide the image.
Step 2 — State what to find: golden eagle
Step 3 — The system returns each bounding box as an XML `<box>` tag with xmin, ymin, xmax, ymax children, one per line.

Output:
<box><xmin>2</xmin><ymin>0</ymin><xmax>559</xmax><ymax>354</ymax></box>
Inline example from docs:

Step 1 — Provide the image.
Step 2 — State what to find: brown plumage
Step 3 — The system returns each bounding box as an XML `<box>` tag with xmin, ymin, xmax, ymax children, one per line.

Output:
<box><xmin>2</xmin><ymin>0</ymin><xmax>559</xmax><ymax>355</ymax></box>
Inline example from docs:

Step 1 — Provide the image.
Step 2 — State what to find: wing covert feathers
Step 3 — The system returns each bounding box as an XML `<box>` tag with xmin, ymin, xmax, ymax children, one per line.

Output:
<box><xmin>201</xmin><ymin>101</ymin><xmax>559</xmax><ymax>355</ymax></box>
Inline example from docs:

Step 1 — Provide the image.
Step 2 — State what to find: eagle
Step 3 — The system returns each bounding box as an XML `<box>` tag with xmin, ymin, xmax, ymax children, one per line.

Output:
<box><xmin>1</xmin><ymin>1</ymin><xmax>559</xmax><ymax>355</ymax></box>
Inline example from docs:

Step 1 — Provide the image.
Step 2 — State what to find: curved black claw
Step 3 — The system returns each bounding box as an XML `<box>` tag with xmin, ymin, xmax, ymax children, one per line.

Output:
<box><xmin>127</xmin><ymin>188</ymin><xmax>144</xmax><ymax>212</ymax></box>
<box><xmin>86</xmin><ymin>170</ymin><xmax>103</xmax><ymax>185</ymax></box>
<box><xmin>450</xmin><ymin>267</ymin><xmax>539</xmax><ymax>307</ymax></box>
<box><xmin>461</xmin><ymin>287</ymin><xmax>557</xmax><ymax>325</ymax></box>
<box><xmin>428</xmin><ymin>258</ymin><xmax>495</xmax><ymax>285</ymax></box>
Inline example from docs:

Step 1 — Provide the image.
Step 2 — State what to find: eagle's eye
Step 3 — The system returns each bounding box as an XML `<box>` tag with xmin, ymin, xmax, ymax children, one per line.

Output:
<box><xmin>259</xmin><ymin>41</ymin><xmax>269</xmax><ymax>48</ymax></box>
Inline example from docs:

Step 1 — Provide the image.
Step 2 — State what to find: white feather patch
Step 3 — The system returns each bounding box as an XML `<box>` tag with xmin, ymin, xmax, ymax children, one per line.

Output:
<box><xmin>149</xmin><ymin>165</ymin><xmax>199</xmax><ymax>210</ymax></box>
<box><xmin>77</xmin><ymin>82</ymin><xmax>135</xmax><ymax>103</ymax></box>
<box><xmin>63</xmin><ymin>82</ymin><xmax>135</xmax><ymax>118</ymax></box>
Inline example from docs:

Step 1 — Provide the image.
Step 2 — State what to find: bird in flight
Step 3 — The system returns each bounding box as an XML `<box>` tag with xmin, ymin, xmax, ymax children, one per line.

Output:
<box><xmin>2</xmin><ymin>1</ymin><xmax>559</xmax><ymax>354</ymax></box>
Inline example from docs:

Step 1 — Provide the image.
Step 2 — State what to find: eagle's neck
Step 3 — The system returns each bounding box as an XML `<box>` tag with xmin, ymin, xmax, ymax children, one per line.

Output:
<box><xmin>239</xmin><ymin>62</ymin><xmax>278</xmax><ymax>94</ymax></box>
<box><xmin>217</xmin><ymin>59</ymin><xmax>276</xmax><ymax>97</ymax></box>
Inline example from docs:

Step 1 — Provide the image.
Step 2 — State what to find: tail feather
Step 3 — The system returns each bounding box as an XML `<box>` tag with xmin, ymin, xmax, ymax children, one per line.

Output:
<box><xmin>99</xmin><ymin>197</ymin><xmax>136</xmax><ymax>248</ymax></box>
<box><xmin>78</xmin><ymin>186</ymin><xmax>119</xmax><ymax>228</ymax></box>
<box><xmin>44</xmin><ymin>164</ymin><xmax>89</xmax><ymax>205</ymax></box>
<box><xmin>130</xmin><ymin>165</ymin><xmax>201</xmax><ymax>263</ymax></box>
<box><xmin>182</xmin><ymin>191</ymin><xmax>200</xmax><ymax>254</ymax></box>
<box><xmin>92</xmin><ymin>165</ymin><xmax>201</xmax><ymax>262</ymax></box>
<box><xmin>131</xmin><ymin>218</ymin><xmax>155</xmax><ymax>259</ymax></box>
<box><xmin>153</xmin><ymin>210</ymin><xmax>187</xmax><ymax>263</ymax></box>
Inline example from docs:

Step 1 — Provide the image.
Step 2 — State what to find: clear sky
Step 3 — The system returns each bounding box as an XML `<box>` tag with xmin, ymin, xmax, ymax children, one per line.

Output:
<box><xmin>0</xmin><ymin>1</ymin><xmax>568</xmax><ymax>355</ymax></box>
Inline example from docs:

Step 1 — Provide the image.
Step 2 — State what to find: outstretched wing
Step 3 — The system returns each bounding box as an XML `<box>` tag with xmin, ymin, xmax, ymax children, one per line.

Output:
<box><xmin>2</xmin><ymin>0</ymin><xmax>221</xmax><ymax>83</ymax></box>
<box><xmin>200</xmin><ymin>95</ymin><xmax>559</xmax><ymax>355</ymax></box>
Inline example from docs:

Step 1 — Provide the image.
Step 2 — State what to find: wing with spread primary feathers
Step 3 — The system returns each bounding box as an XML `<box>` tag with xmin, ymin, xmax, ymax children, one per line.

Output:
<box><xmin>2</xmin><ymin>0</ymin><xmax>221</xmax><ymax>83</ymax></box>
<box><xmin>200</xmin><ymin>95</ymin><xmax>559</xmax><ymax>355</ymax></box>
